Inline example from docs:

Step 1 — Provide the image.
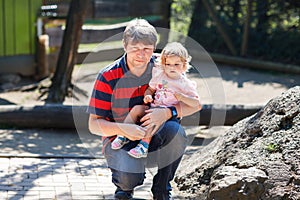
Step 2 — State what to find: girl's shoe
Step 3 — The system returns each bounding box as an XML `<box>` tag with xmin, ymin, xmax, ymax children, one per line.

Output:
<box><xmin>128</xmin><ymin>141</ymin><xmax>149</xmax><ymax>158</ymax></box>
<box><xmin>111</xmin><ymin>136</ymin><xmax>129</xmax><ymax>150</ymax></box>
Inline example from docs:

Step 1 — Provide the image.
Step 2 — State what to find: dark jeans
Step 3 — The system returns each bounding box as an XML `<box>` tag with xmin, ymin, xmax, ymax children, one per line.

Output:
<box><xmin>103</xmin><ymin>119</ymin><xmax>187</xmax><ymax>198</ymax></box>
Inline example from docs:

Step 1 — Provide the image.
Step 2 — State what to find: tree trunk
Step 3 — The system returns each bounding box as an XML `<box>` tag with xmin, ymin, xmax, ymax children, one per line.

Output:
<box><xmin>188</xmin><ymin>0</ymin><xmax>207</xmax><ymax>37</ymax></box>
<box><xmin>241</xmin><ymin>0</ymin><xmax>253</xmax><ymax>56</ymax></box>
<box><xmin>157</xmin><ymin>0</ymin><xmax>172</xmax><ymax>49</ymax></box>
<box><xmin>256</xmin><ymin>1</ymin><xmax>269</xmax><ymax>34</ymax></box>
<box><xmin>46</xmin><ymin>0</ymin><xmax>89</xmax><ymax>103</ymax></box>
<box><xmin>202</xmin><ymin>0</ymin><xmax>238</xmax><ymax>56</ymax></box>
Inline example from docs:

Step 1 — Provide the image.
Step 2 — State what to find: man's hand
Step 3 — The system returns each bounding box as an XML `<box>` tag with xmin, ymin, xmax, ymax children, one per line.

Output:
<box><xmin>140</xmin><ymin>107</ymin><xmax>171</xmax><ymax>137</ymax></box>
<box><xmin>120</xmin><ymin>123</ymin><xmax>147</xmax><ymax>141</ymax></box>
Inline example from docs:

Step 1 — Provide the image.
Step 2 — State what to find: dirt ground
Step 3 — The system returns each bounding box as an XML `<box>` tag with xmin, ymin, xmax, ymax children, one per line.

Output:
<box><xmin>0</xmin><ymin>63</ymin><xmax>300</xmax><ymax>107</ymax></box>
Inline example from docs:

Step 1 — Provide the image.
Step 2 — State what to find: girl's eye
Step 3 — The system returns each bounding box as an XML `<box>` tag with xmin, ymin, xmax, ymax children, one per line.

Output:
<box><xmin>165</xmin><ymin>63</ymin><xmax>182</xmax><ymax>67</ymax></box>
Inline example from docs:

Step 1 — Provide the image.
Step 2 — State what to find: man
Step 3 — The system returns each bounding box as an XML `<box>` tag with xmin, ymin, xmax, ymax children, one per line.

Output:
<box><xmin>87</xmin><ymin>19</ymin><xmax>201</xmax><ymax>200</ymax></box>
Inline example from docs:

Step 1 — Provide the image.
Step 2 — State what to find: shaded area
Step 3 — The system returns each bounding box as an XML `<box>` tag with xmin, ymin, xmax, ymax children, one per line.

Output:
<box><xmin>0</xmin><ymin>98</ymin><xmax>15</xmax><ymax>105</ymax></box>
<box><xmin>0</xmin><ymin>128</ymin><xmax>102</xmax><ymax>158</ymax></box>
<box><xmin>217</xmin><ymin>65</ymin><xmax>300</xmax><ymax>89</ymax></box>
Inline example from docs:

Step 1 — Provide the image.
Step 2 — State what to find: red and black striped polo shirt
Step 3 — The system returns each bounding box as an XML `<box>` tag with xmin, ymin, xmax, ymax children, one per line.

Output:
<box><xmin>87</xmin><ymin>54</ymin><xmax>154</xmax><ymax>122</ymax></box>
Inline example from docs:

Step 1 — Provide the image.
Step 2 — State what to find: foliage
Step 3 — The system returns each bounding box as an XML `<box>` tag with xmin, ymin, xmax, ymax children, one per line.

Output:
<box><xmin>170</xmin><ymin>0</ymin><xmax>196</xmax><ymax>36</ymax></box>
<box><xmin>187</xmin><ymin>0</ymin><xmax>300</xmax><ymax>65</ymax></box>
<box><xmin>265</xmin><ymin>143</ymin><xmax>281</xmax><ymax>153</ymax></box>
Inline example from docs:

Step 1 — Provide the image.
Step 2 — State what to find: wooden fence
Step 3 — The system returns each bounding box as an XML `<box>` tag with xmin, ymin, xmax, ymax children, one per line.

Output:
<box><xmin>0</xmin><ymin>0</ymin><xmax>42</xmax><ymax>56</ymax></box>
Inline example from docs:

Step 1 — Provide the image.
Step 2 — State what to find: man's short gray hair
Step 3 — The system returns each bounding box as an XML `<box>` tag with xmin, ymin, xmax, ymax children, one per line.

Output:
<box><xmin>123</xmin><ymin>18</ymin><xmax>158</xmax><ymax>48</ymax></box>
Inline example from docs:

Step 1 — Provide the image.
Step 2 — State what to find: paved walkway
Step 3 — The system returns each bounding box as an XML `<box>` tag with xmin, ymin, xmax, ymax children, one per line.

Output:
<box><xmin>0</xmin><ymin>128</ymin><xmax>199</xmax><ymax>200</ymax></box>
<box><xmin>0</xmin><ymin>157</ymin><xmax>156</xmax><ymax>200</ymax></box>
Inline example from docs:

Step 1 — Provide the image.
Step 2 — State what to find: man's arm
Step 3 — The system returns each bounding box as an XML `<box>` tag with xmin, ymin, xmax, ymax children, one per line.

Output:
<box><xmin>88</xmin><ymin>114</ymin><xmax>146</xmax><ymax>141</ymax></box>
<box><xmin>140</xmin><ymin>101</ymin><xmax>202</xmax><ymax>136</ymax></box>
<box><xmin>175</xmin><ymin>100</ymin><xmax>202</xmax><ymax>118</ymax></box>
<box><xmin>174</xmin><ymin>92</ymin><xmax>201</xmax><ymax>108</ymax></box>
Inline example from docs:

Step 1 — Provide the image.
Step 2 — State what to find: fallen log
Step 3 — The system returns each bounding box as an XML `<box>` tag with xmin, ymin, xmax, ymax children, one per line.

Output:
<box><xmin>0</xmin><ymin>104</ymin><xmax>262</xmax><ymax>129</ymax></box>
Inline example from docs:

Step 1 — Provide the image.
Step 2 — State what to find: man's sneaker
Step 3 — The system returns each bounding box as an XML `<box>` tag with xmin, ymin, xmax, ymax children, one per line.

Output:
<box><xmin>114</xmin><ymin>189</ymin><xmax>133</xmax><ymax>200</ymax></box>
<box><xmin>128</xmin><ymin>141</ymin><xmax>149</xmax><ymax>158</ymax></box>
<box><xmin>111</xmin><ymin>136</ymin><xmax>129</xmax><ymax>150</ymax></box>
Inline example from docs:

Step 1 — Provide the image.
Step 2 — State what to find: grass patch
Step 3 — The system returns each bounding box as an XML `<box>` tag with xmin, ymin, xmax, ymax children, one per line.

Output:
<box><xmin>265</xmin><ymin>143</ymin><xmax>281</xmax><ymax>153</ymax></box>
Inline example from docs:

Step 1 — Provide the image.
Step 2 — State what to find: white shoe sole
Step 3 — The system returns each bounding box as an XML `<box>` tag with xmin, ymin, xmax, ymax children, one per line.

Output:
<box><xmin>127</xmin><ymin>151</ymin><xmax>148</xmax><ymax>158</ymax></box>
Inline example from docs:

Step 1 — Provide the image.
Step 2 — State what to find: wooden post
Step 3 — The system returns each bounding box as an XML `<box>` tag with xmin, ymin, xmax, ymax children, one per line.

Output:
<box><xmin>36</xmin><ymin>34</ymin><xmax>49</xmax><ymax>80</ymax></box>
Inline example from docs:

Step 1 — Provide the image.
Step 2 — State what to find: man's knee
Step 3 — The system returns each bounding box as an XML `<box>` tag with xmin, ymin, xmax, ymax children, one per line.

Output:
<box><xmin>112</xmin><ymin>169</ymin><xmax>145</xmax><ymax>191</ymax></box>
<box><xmin>159</xmin><ymin>120</ymin><xmax>186</xmax><ymax>143</ymax></box>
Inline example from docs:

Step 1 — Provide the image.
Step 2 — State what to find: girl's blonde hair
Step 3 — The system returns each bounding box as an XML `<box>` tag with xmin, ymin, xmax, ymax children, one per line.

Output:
<box><xmin>160</xmin><ymin>42</ymin><xmax>192</xmax><ymax>72</ymax></box>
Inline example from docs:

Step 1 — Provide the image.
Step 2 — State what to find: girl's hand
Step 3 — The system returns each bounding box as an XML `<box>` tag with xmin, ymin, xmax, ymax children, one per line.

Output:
<box><xmin>144</xmin><ymin>95</ymin><xmax>153</xmax><ymax>104</ymax></box>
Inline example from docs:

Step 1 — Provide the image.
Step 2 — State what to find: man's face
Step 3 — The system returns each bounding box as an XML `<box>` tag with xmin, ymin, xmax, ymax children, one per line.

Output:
<box><xmin>124</xmin><ymin>40</ymin><xmax>154</xmax><ymax>70</ymax></box>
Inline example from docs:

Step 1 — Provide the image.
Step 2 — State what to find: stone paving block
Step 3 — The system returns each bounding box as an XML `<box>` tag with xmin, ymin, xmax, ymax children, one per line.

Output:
<box><xmin>0</xmin><ymin>185</ymin><xmax>23</xmax><ymax>191</ymax></box>
<box><xmin>0</xmin><ymin>191</ymin><xmax>7</xmax><ymax>200</ymax></box>
<box><xmin>27</xmin><ymin>173</ymin><xmax>38</xmax><ymax>179</ymax></box>
<box><xmin>39</xmin><ymin>182</ymin><xmax>69</xmax><ymax>187</ymax></box>
<box><xmin>24</xmin><ymin>197</ymin><xmax>40</xmax><ymax>200</ymax></box>
<box><xmin>7</xmin><ymin>194</ymin><xmax>24</xmax><ymax>200</ymax></box>
<box><xmin>22</xmin><ymin>190</ymin><xmax>39</xmax><ymax>196</ymax></box>
<box><xmin>27</xmin><ymin>186</ymin><xmax>55</xmax><ymax>191</ymax></box>
<box><xmin>103</xmin><ymin>194</ymin><xmax>115</xmax><ymax>199</ymax></box>
<box><xmin>134</xmin><ymin>191</ymin><xmax>153</xmax><ymax>199</ymax></box>
<box><xmin>55</xmin><ymin>186</ymin><xmax>70</xmax><ymax>193</ymax></box>
<box><xmin>52</xmin><ymin>175</ymin><xmax>68</xmax><ymax>182</ymax></box>
<box><xmin>55</xmin><ymin>195</ymin><xmax>73</xmax><ymax>200</ymax></box>
<box><xmin>72</xmin><ymin>195</ymin><xmax>102</xmax><ymax>200</ymax></box>
<box><xmin>39</xmin><ymin>190</ymin><xmax>56</xmax><ymax>198</ymax></box>
<box><xmin>24</xmin><ymin>196</ymin><xmax>39</xmax><ymax>200</ymax></box>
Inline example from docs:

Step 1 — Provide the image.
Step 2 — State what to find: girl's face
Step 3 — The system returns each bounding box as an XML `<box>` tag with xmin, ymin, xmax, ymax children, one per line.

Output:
<box><xmin>163</xmin><ymin>55</ymin><xmax>185</xmax><ymax>79</ymax></box>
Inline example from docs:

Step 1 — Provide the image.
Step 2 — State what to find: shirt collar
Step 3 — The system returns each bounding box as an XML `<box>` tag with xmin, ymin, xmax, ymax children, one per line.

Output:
<box><xmin>121</xmin><ymin>53</ymin><xmax>154</xmax><ymax>78</ymax></box>
<box><xmin>120</xmin><ymin>53</ymin><xmax>129</xmax><ymax>74</ymax></box>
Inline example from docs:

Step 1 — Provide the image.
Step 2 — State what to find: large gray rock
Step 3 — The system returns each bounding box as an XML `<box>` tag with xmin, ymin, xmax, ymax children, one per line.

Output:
<box><xmin>175</xmin><ymin>86</ymin><xmax>300</xmax><ymax>200</ymax></box>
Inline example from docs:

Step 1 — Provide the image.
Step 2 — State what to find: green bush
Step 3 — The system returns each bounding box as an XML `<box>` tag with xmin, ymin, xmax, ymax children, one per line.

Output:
<box><xmin>175</xmin><ymin>0</ymin><xmax>300</xmax><ymax>65</ymax></box>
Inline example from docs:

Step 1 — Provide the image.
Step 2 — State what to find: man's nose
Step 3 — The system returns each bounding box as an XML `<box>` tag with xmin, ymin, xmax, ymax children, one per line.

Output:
<box><xmin>136</xmin><ymin>49</ymin><xmax>146</xmax><ymax>56</ymax></box>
